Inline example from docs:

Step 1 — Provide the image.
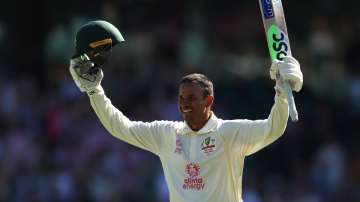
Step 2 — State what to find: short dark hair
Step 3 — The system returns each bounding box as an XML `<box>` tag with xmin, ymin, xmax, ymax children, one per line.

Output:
<box><xmin>180</xmin><ymin>73</ymin><xmax>214</xmax><ymax>97</ymax></box>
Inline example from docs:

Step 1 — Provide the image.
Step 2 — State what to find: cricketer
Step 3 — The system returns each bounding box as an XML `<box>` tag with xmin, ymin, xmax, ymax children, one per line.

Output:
<box><xmin>69</xmin><ymin>20</ymin><xmax>303</xmax><ymax>202</ymax></box>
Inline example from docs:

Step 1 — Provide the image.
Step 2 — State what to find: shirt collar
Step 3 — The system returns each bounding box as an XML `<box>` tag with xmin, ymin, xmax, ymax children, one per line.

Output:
<box><xmin>177</xmin><ymin>112</ymin><xmax>219</xmax><ymax>135</ymax></box>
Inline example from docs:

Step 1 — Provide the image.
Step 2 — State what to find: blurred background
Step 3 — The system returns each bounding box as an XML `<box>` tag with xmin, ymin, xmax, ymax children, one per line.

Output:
<box><xmin>0</xmin><ymin>0</ymin><xmax>359</xmax><ymax>201</ymax></box>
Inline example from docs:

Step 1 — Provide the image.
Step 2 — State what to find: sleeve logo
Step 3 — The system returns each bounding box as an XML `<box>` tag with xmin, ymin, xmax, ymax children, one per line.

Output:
<box><xmin>174</xmin><ymin>136</ymin><xmax>183</xmax><ymax>154</ymax></box>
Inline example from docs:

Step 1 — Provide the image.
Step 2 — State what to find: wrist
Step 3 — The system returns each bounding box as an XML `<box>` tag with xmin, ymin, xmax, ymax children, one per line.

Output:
<box><xmin>274</xmin><ymin>80</ymin><xmax>287</xmax><ymax>99</ymax></box>
<box><xmin>87</xmin><ymin>85</ymin><xmax>104</xmax><ymax>96</ymax></box>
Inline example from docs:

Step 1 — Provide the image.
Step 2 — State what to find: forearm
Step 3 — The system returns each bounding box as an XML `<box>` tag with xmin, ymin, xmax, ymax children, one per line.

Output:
<box><xmin>88</xmin><ymin>86</ymin><xmax>132</xmax><ymax>138</ymax></box>
<box><xmin>87</xmin><ymin>86</ymin><xmax>164</xmax><ymax>154</ymax></box>
<box><xmin>265</xmin><ymin>94</ymin><xmax>289</xmax><ymax>142</ymax></box>
<box><xmin>243</xmin><ymin>93</ymin><xmax>289</xmax><ymax>156</ymax></box>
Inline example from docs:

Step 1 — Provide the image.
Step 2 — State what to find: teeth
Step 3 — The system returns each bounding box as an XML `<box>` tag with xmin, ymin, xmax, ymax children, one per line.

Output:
<box><xmin>183</xmin><ymin>109</ymin><xmax>192</xmax><ymax>113</ymax></box>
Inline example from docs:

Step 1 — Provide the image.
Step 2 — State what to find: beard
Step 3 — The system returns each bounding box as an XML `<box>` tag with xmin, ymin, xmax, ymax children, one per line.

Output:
<box><xmin>181</xmin><ymin>108</ymin><xmax>210</xmax><ymax>131</ymax></box>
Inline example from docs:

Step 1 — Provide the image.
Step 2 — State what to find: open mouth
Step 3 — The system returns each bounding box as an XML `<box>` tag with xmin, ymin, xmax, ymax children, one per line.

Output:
<box><xmin>181</xmin><ymin>108</ymin><xmax>193</xmax><ymax>113</ymax></box>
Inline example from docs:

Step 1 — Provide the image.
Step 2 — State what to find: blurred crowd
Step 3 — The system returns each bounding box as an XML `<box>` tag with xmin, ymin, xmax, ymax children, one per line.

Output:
<box><xmin>0</xmin><ymin>0</ymin><xmax>359</xmax><ymax>202</ymax></box>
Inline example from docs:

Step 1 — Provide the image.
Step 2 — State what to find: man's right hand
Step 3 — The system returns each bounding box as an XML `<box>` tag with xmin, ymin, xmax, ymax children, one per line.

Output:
<box><xmin>69</xmin><ymin>54</ymin><xmax>104</xmax><ymax>94</ymax></box>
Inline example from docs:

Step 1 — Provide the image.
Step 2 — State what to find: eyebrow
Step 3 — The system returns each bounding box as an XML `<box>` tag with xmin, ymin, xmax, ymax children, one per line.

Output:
<box><xmin>179</xmin><ymin>93</ymin><xmax>195</xmax><ymax>97</ymax></box>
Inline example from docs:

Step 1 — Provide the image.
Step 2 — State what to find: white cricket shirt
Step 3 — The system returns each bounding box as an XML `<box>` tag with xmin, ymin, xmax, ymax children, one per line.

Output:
<box><xmin>89</xmin><ymin>87</ymin><xmax>289</xmax><ymax>202</ymax></box>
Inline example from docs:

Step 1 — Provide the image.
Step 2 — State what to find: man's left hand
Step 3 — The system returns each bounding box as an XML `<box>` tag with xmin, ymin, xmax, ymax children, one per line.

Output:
<box><xmin>270</xmin><ymin>56</ymin><xmax>303</xmax><ymax>92</ymax></box>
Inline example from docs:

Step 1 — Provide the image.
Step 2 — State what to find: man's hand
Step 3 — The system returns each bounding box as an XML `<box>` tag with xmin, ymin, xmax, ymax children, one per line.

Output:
<box><xmin>270</xmin><ymin>56</ymin><xmax>303</xmax><ymax>92</ymax></box>
<box><xmin>69</xmin><ymin>54</ymin><xmax>104</xmax><ymax>94</ymax></box>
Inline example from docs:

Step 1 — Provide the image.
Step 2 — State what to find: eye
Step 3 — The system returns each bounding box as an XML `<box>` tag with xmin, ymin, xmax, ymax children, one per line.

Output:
<box><xmin>179</xmin><ymin>94</ymin><xmax>200</xmax><ymax>103</ymax></box>
<box><xmin>187</xmin><ymin>95</ymin><xmax>198</xmax><ymax>102</ymax></box>
<box><xmin>189</xmin><ymin>96</ymin><xmax>198</xmax><ymax>101</ymax></box>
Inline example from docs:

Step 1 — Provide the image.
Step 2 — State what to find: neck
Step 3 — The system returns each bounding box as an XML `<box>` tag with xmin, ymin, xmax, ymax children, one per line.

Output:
<box><xmin>188</xmin><ymin>111</ymin><xmax>212</xmax><ymax>131</ymax></box>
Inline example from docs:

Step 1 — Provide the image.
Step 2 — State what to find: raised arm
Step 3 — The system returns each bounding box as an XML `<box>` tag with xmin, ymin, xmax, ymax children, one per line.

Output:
<box><xmin>89</xmin><ymin>88</ymin><xmax>174</xmax><ymax>155</ymax></box>
<box><xmin>69</xmin><ymin>55</ymin><xmax>170</xmax><ymax>155</ymax></box>
<box><xmin>224</xmin><ymin>56</ymin><xmax>303</xmax><ymax>156</ymax></box>
<box><xmin>222</xmin><ymin>89</ymin><xmax>289</xmax><ymax>156</ymax></box>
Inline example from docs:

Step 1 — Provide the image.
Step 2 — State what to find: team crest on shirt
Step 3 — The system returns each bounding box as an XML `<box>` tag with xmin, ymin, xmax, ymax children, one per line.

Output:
<box><xmin>183</xmin><ymin>163</ymin><xmax>205</xmax><ymax>190</ymax></box>
<box><xmin>201</xmin><ymin>136</ymin><xmax>216</xmax><ymax>156</ymax></box>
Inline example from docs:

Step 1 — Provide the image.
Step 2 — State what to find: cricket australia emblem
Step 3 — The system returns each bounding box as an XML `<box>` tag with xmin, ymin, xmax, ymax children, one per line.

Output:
<box><xmin>201</xmin><ymin>137</ymin><xmax>216</xmax><ymax>156</ymax></box>
<box><xmin>183</xmin><ymin>163</ymin><xmax>205</xmax><ymax>190</ymax></box>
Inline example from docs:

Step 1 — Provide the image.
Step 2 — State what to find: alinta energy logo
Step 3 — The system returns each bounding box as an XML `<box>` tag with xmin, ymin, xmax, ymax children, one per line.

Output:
<box><xmin>183</xmin><ymin>163</ymin><xmax>205</xmax><ymax>190</ymax></box>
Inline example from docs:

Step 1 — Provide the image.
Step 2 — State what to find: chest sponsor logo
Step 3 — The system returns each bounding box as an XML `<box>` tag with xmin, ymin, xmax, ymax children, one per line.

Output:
<box><xmin>183</xmin><ymin>163</ymin><xmax>205</xmax><ymax>190</ymax></box>
<box><xmin>201</xmin><ymin>137</ymin><xmax>216</xmax><ymax>156</ymax></box>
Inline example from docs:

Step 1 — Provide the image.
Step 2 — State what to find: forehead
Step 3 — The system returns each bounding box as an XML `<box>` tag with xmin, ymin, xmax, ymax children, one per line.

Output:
<box><xmin>179</xmin><ymin>82</ymin><xmax>203</xmax><ymax>95</ymax></box>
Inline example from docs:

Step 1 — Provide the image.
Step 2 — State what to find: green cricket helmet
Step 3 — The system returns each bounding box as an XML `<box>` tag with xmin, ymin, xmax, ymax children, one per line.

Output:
<box><xmin>73</xmin><ymin>20</ymin><xmax>125</xmax><ymax>58</ymax></box>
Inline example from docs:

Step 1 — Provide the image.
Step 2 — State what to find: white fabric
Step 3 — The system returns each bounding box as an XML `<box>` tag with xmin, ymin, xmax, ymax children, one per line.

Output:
<box><xmin>270</xmin><ymin>56</ymin><xmax>303</xmax><ymax>92</ymax></box>
<box><xmin>69</xmin><ymin>54</ymin><xmax>104</xmax><ymax>94</ymax></box>
<box><xmin>88</xmin><ymin>89</ymin><xmax>289</xmax><ymax>202</ymax></box>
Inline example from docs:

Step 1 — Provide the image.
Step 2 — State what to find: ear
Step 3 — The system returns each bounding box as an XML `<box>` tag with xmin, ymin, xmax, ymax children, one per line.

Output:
<box><xmin>206</xmin><ymin>95</ymin><xmax>214</xmax><ymax>107</ymax></box>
